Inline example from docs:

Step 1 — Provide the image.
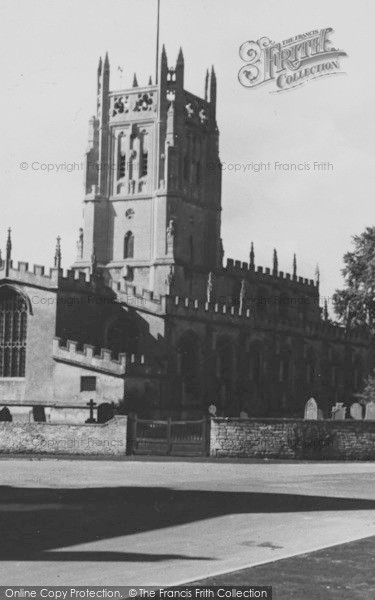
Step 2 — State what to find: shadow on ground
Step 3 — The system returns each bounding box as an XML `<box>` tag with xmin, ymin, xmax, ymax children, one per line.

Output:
<box><xmin>0</xmin><ymin>486</ymin><xmax>374</xmax><ymax>561</ymax></box>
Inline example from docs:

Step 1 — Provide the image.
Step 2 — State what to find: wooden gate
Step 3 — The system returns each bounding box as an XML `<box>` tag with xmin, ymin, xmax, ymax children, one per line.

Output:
<box><xmin>128</xmin><ymin>416</ymin><xmax>209</xmax><ymax>456</ymax></box>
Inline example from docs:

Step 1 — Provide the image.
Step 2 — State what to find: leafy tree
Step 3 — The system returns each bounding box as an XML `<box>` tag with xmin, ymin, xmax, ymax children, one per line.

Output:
<box><xmin>333</xmin><ymin>226</ymin><xmax>375</xmax><ymax>333</ymax></box>
<box><xmin>356</xmin><ymin>369</ymin><xmax>375</xmax><ymax>404</ymax></box>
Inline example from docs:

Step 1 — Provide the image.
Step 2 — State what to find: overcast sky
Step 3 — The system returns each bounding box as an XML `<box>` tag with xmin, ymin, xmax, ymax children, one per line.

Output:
<box><xmin>1</xmin><ymin>0</ymin><xmax>374</xmax><ymax>311</ymax></box>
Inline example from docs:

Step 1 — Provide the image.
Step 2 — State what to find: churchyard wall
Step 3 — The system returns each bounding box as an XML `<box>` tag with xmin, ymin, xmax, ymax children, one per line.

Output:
<box><xmin>210</xmin><ymin>418</ymin><xmax>375</xmax><ymax>460</ymax></box>
<box><xmin>0</xmin><ymin>415</ymin><xmax>127</xmax><ymax>456</ymax></box>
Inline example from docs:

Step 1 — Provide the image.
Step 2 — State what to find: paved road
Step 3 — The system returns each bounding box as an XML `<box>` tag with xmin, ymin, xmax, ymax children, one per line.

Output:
<box><xmin>0</xmin><ymin>458</ymin><xmax>374</xmax><ymax>587</ymax></box>
<box><xmin>190</xmin><ymin>535</ymin><xmax>375</xmax><ymax>599</ymax></box>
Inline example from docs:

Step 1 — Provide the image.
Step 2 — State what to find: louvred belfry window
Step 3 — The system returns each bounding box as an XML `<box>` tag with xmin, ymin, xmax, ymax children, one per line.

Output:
<box><xmin>124</xmin><ymin>231</ymin><xmax>134</xmax><ymax>259</ymax></box>
<box><xmin>117</xmin><ymin>133</ymin><xmax>127</xmax><ymax>180</ymax></box>
<box><xmin>0</xmin><ymin>288</ymin><xmax>27</xmax><ymax>377</ymax></box>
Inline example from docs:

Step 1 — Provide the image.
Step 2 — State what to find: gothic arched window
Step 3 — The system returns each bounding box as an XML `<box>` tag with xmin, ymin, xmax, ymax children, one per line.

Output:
<box><xmin>124</xmin><ymin>231</ymin><xmax>134</xmax><ymax>259</ymax></box>
<box><xmin>256</xmin><ymin>287</ymin><xmax>269</xmax><ymax>316</ymax></box>
<box><xmin>189</xmin><ymin>236</ymin><xmax>194</xmax><ymax>264</ymax></box>
<box><xmin>279</xmin><ymin>355</ymin><xmax>290</xmax><ymax>382</ymax></box>
<box><xmin>178</xmin><ymin>333</ymin><xmax>200</xmax><ymax>396</ymax></box>
<box><xmin>196</xmin><ymin>161</ymin><xmax>201</xmax><ymax>185</ymax></box>
<box><xmin>251</xmin><ymin>350</ymin><xmax>262</xmax><ymax>386</ymax></box>
<box><xmin>216</xmin><ymin>337</ymin><xmax>233</xmax><ymax>388</ymax></box>
<box><xmin>278</xmin><ymin>293</ymin><xmax>289</xmax><ymax>319</ymax></box>
<box><xmin>305</xmin><ymin>348</ymin><xmax>316</xmax><ymax>386</ymax></box>
<box><xmin>0</xmin><ymin>287</ymin><xmax>28</xmax><ymax>377</ymax></box>
<box><xmin>183</xmin><ymin>155</ymin><xmax>189</xmax><ymax>181</ymax></box>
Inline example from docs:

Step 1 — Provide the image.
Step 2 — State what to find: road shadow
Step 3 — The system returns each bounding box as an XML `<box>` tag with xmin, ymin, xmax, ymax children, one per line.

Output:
<box><xmin>0</xmin><ymin>485</ymin><xmax>374</xmax><ymax>561</ymax></box>
<box><xmin>12</xmin><ymin>551</ymin><xmax>213</xmax><ymax>562</ymax></box>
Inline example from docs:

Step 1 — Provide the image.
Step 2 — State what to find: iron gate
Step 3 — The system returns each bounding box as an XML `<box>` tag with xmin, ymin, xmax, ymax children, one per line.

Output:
<box><xmin>129</xmin><ymin>416</ymin><xmax>209</xmax><ymax>456</ymax></box>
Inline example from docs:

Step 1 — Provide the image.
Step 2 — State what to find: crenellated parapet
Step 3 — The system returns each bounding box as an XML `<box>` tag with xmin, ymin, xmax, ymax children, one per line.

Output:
<box><xmin>224</xmin><ymin>258</ymin><xmax>317</xmax><ymax>290</ymax></box>
<box><xmin>53</xmin><ymin>337</ymin><xmax>126</xmax><ymax>375</ymax></box>
<box><xmin>0</xmin><ymin>259</ymin><xmax>115</xmax><ymax>295</ymax></box>
<box><xmin>115</xmin><ymin>283</ymin><xmax>167</xmax><ymax>314</ymax></box>
<box><xmin>168</xmin><ymin>294</ymin><xmax>251</xmax><ymax>322</ymax></box>
<box><xmin>166</xmin><ymin>295</ymin><xmax>369</xmax><ymax>344</ymax></box>
<box><xmin>0</xmin><ymin>261</ymin><xmax>60</xmax><ymax>288</ymax></box>
<box><xmin>58</xmin><ymin>269</ymin><xmax>111</xmax><ymax>295</ymax></box>
<box><xmin>52</xmin><ymin>337</ymin><xmax>162</xmax><ymax>377</ymax></box>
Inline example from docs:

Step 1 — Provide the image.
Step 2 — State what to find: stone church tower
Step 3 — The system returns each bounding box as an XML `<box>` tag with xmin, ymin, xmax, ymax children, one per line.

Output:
<box><xmin>73</xmin><ymin>48</ymin><xmax>222</xmax><ymax>298</ymax></box>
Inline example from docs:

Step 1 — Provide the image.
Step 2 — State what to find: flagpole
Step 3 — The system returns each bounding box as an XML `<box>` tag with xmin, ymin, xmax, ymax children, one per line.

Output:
<box><xmin>155</xmin><ymin>0</ymin><xmax>160</xmax><ymax>84</ymax></box>
<box><xmin>118</xmin><ymin>66</ymin><xmax>123</xmax><ymax>88</ymax></box>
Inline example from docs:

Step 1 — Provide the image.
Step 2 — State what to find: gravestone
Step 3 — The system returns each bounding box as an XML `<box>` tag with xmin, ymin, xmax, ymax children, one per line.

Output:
<box><xmin>365</xmin><ymin>401</ymin><xmax>375</xmax><ymax>420</ymax></box>
<box><xmin>32</xmin><ymin>406</ymin><xmax>46</xmax><ymax>422</ymax></box>
<box><xmin>350</xmin><ymin>402</ymin><xmax>363</xmax><ymax>420</ymax></box>
<box><xmin>85</xmin><ymin>399</ymin><xmax>97</xmax><ymax>424</ymax></box>
<box><xmin>304</xmin><ymin>397</ymin><xmax>318</xmax><ymax>420</ymax></box>
<box><xmin>208</xmin><ymin>404</ymin><xmax>217</xmax><ymax>417</ymax></box>
<box><xmin>239</xmin><ymin>410</ymin><xmax>249</xmax><ymax>419</ymax></box>
<box><xmin>97</xmin><ymin>403</ymin><xmax>114</xmax><ymax>424</ymax></box>
<box><xmin>332</xmin><ymin>402</ymin><xmax>346</xmax><ymax>420</ymax></box>
<box><xmin>0</xmin><ymin>407</ymin><xmax>12</xmax><ymax>422</ymax></box>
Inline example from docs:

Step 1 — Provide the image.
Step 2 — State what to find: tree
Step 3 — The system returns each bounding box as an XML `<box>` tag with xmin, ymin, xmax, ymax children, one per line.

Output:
<box><xmin>356</xmin><ymin>369</ymin><xmax>375</xmax><ymax>405</ymax></box>
<box><xmin>333</xmin><ymin>226</ymin><xmax>375</xmax><ymax>333</ymax></box>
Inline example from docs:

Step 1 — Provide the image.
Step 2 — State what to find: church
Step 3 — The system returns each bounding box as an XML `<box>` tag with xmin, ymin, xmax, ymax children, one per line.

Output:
<box><xmin>0</xmin><ymin>47</ymin><xmax>373</xmax><ymax>423</ymax></box>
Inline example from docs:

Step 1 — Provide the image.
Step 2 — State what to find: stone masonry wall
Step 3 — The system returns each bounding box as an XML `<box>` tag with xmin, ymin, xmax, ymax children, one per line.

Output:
<box><xmin>210</xmin><ymin>418</ymin><xmax>375</xmax><ymax>460</ymax></box>
<box><xmin>0</xmin><ymin>416</ymin><xmax>127</xmax><ymax>456</ymax></box>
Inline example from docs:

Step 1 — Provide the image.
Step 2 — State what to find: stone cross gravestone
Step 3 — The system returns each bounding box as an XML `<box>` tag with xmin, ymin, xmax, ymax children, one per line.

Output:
<box><xmin>85</xmin><ymin>399</ymin><xmax>97</xmax><ymax>424</ymax></box>
<box><xmin>332</xmin><ymin>402</ymin><xmax>346</xmax><ymax>420</ymax></box>
<box><xmin>304</xmin><ymin>397</ymin><xmax>318</xmax><ymax>420</ymax></box>
<box><xmin>365</xmin><ymin>401</ymin><xmax>375</xmax><ymax>420</ymax></box>
<box><xmin>350</xmin><ymin>402</ymin><xmax>363</xmax><ymax>420</ymax></box>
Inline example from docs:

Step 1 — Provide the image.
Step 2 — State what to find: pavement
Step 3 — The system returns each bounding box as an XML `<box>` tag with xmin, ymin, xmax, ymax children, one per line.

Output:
<box><xmin>0</xmin><ymin>457</ymin><xmax>374</xmax><ymax>594</ymax></box>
